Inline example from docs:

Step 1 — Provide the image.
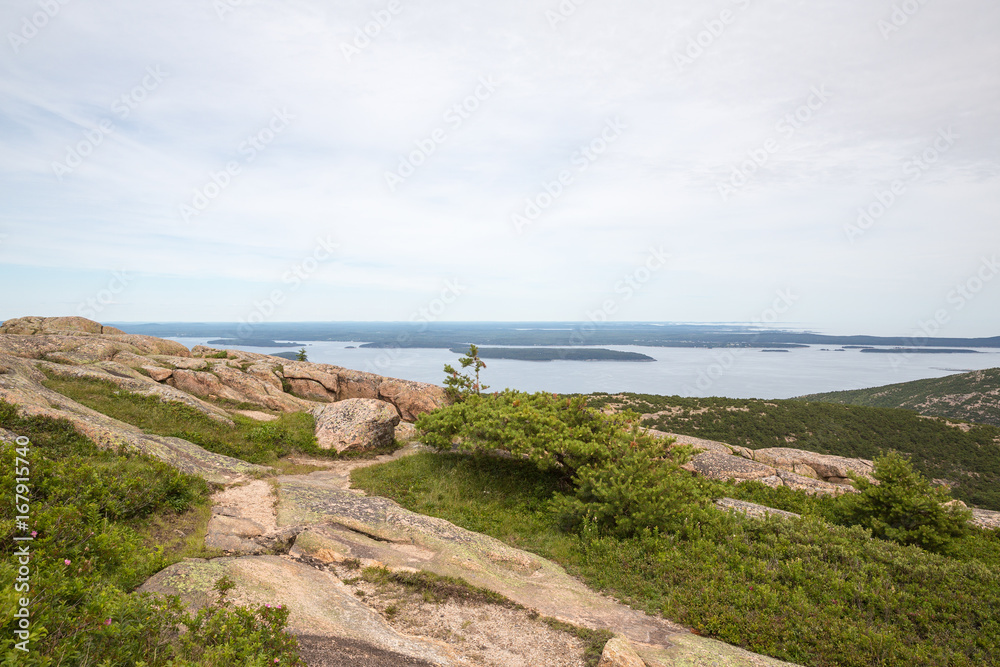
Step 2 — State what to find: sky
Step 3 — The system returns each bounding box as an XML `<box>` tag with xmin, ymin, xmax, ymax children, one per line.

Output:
<box><xmin>1</xmin><ymin>0</ymin><xmax>998</xmax><ymax>337</ymax></box>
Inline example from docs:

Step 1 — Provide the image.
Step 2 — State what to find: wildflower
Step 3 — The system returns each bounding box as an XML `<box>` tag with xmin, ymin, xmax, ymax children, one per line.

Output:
<box><xmin>31</xmin><ymin>531</ymin><xmax>37</xmax><ymax>537</ymax></box>
<box><xmin>105</xmin><ymin>619</ymin><xmax>112</xmax><ymax>625</ymax></box>
<box><xmin>64</xmin><ymin>559</ymin><xmax>71</xmax><ymax>565</ymax></box>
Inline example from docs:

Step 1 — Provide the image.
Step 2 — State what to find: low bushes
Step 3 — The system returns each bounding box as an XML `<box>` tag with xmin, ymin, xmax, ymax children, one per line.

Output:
<box><xmin>0</xmin><ymin>401</ymin><xmax>305</xmax><ymax>665</ymax></box>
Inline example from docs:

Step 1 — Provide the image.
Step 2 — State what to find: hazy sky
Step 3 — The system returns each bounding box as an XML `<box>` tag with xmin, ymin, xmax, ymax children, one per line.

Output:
<box><xmin>1</xmin><ymin>0</ymin><xmax>998</xmax><ymax>336</ymax></box>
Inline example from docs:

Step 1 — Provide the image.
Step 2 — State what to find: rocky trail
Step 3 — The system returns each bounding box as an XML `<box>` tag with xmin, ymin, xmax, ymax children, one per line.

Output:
<box><xmin>143</xmin><ymin>443</ymin><xmax>797</xmax><ymax>667</ymax></box>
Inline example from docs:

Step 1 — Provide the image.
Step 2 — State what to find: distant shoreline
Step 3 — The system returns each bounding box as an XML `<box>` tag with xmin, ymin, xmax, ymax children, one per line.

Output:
<box><xmin>113</xmin><ymin>323</ymin><xmax>1000</xmax><ymax>351</ymax></box>
<box><xmin>450</xmin><ymin>347</ymin><xmax>656</xmax><ymax>362</ymax></box>
<box><xmin>858</xmin><ymin>347</ymin><xmax>979</xmax><ymax>354</ymax></box>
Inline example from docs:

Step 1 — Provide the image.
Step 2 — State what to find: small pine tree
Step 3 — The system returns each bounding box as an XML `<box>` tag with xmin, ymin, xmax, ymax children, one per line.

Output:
<box><xmin>837</xmin><ymin>450</ymin><xmax>971</xmax><ymax>554</ymax></box>
<box><xmin>295</xmin><ymin>348</ymin><xmax>308</xmax><ymax>362</ymax></box>
<box><xmin>443</xmin><ymin>344</ymin><xmax>488</xmax><ymax>402</ymax></box>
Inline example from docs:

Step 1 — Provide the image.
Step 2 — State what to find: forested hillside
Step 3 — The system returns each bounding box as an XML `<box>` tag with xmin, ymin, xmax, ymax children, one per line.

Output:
<box><xmin>586</xmin><ymin>393</ymin><xmax>1000</xmax><ymax>511</ymax></box>
<box><xmin>800</xmin><ymin>368</ymin><xmax>1000</xmax><ymax>427</ymax></box>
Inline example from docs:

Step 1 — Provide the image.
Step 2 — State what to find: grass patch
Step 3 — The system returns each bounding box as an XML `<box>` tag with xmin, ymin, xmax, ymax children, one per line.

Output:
<box><xmin>540</xmin><ymin>618</ymin><xmax>614</xmax><ymax>667</ymax></box>
<box><xmin>352</xmin><ymin>451</ymin><xmax>1000</xmax><ymax>667</ymax></box>
<box><xmin>135</xmin><ymin>502</ymin><xmax>223</xmax><ymax>561</ymax></box>
<box><xmin>351</xmin><ymin>451</ymin><xmax>577</xmax><ymax>560</ymax></box>
<box><xmin>43</xmin><ymin>375</ymin><xmax>324</xmax><ymax>465</ymax></box>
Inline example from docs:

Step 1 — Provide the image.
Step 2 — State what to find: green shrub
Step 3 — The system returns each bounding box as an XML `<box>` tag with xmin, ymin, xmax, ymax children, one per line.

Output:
<box><xmin>417</xmin><ymin>391</ymin><xmax>638</xmax><ymax>477</ymax></box>
<box><xmin>416</xmin><ymin>391</ymin><xmax>715</xmax><ymax>537</ymax></box>
<box><xmin>835</xmin><ymin>451</ymin><xmax>971</xmax><ymax>554</ymax></box>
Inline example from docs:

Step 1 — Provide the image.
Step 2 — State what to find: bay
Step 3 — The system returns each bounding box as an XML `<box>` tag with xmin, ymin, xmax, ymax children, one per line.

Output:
<box><xmin>167</xmin><ymin>338</ymin><xmax>1000</xmax><ymax>399</ymax></box>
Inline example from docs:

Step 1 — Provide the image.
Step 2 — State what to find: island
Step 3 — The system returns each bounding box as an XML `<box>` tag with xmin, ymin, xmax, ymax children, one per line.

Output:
<box><xmin>207</xmin><ymin>338</ymin><xmax>302</xmax><ymax>348</ymax></box>
<box><xmin>858</xmin><ymin>347</ymin><xmax>979</xmax><ymax>354</ymax></box>
<box><xmin>448</xmin><ymin>347</ymin><xmax>655</xmax><ymax>362</ymax></box>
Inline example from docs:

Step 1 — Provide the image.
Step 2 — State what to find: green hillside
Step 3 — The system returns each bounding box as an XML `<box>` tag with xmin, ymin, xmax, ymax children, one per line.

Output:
<box><xmin>800</xmin><ymin>368</ymin><xmax>1000</xmax><ymax>427</ymax></box>
<box><xmin>585</xmin><ymin>393</ymin><xmax>1000</xmax><ymax>511</ymax></box>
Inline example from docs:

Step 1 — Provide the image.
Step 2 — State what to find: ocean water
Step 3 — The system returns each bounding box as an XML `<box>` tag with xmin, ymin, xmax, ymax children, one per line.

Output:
<box><xmin>166</xmin><ymin>338</ymin><xmax>1000</xmax><ymax>399</ymax></box>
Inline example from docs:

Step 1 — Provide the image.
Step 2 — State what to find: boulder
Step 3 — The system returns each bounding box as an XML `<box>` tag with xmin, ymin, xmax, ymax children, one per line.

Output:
<box><xmin>682</xmin><ymin>450</ymin><xmax>778</xmax><ymax>483</ymax></box>
<box><xmin>144</xmin><ymin>366</ymin><xmax>174</xmax><ymax>382</ymax></box>
<box><xmin>313</xmin><ymin>398</ymin><xmax>400</xmax><ymax>453</ymax></box>
<box><xmin>753</xmin><ymin>448</ymin><xmax>874</xmax><ymax>484</ymax></box>
<box><xmin>716</xmin><ymin>498</ymin><xmax>801</xmax><ymax>521</ymax></box>
<box><xmin>597</xmin><ymin>636</ymin><xmax>646</xmax><ymax>667</ymax></box>
<box><xmin>378</xmin><ymin>379</ymin><xmax>448</xmax><ymax>421</ymax></box>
